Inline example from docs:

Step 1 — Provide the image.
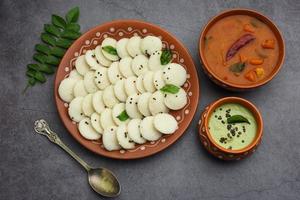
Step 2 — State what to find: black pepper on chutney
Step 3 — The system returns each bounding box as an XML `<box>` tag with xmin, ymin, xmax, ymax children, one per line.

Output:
<box><xmin>208</xmin><ymin>103</ymin><xmax>257</xmax><ymax>150</ymax></box>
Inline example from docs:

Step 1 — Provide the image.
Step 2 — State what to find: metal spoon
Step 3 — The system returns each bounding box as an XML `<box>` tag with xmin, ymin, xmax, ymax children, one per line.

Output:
<box><xmin>34</xmin><ymin>119</ymin><xmax>121</xmax><ymax>197</ymax></box>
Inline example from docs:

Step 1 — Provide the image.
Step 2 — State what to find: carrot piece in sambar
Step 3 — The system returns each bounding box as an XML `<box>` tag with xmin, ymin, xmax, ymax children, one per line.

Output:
<box><xmin>250</xmin><ymin>58</ymin><xmax>264</xmax><ymax>65</ymax></box>
<box><xmin>262</xmin><ymin>39</ymin><xmax>275</xmax><ymax>49</ymax></box>
<box><xmin>243</xmin><ymin>24</ymin><xmax>255</xmax><ymax>33</ymax></box>
<box><xmin>244</xmin><ymin>71</ymin><xmax>256</xmax><ymax>82</ymax></box>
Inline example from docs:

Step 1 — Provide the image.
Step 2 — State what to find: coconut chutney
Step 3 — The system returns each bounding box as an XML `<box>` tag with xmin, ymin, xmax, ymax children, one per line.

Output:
<box><xmin>208</xmin><ymin>103</ymin><xmax>257</xmax><ymax>150</ymax></box>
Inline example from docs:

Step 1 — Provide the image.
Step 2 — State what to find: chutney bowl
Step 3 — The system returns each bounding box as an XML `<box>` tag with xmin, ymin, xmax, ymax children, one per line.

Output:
<box><xmin>198</xmin><ymin>97</ymin><xmax>263</xmax><ymax>160</ymax></box>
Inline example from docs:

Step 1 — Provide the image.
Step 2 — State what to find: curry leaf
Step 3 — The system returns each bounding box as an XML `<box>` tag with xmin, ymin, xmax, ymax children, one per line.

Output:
<box><xmin>35</xmin><ymin>44</ymin><xmax>50</xmax><ymax>55</ymax></box>
<box><xmin>52</xmin><ymin>14</ymin><xmax>66</xmax><ymax>28</ymax></box>
<box><xmin>45</xmin><ymin>55</ymin><xmax>61</xmax><ymax>65</ymax></box>
<box><xmin>44</xmin><ymin>24</ymin><xmax>61</xmax><ymax>37</ymax></box>
<box><xmin>61</xmin><ymin>30</ymin><xmax>81</xmax><ymax>40</ymax></box>
<box><xmin>28</xmin><ymin>77</ymin><xmax>36</xmax><ymax>86</ymax></box>
<box><xmin>38</xmin><ymin>64</ymin><xmax>55</xmax><ymax>74</ymax></box>
<box><xmin>66</xmin><ymin>7</ymin><xmax>80</xmax><ymax>23</ymax></box>
<box><xmin>26</xmin><ymin>70</ymin><xmax>46</xmax><ymax>83</ymax></box>
<box><xmin>41</xmin><ymin>33</ymin><xmax>56</xmax><ymax>46</ymax></box>
<box><xmin>50</xmin><ymin>47</ymin><xmax>66</xmax><ymax>58</ymax></box>
<box><xmin>160</xmin><ymin>49</ymin><xmax>172</xmax><ymax>65</ymax></box>
<box><xmin>160</xmin><ymin>84</ymin><xmax>180</xmax><ymax>94</ymax></box>
<box><xmin>27</xmin><ymin>63</ymin><xmax>55</xmax><ymax>74</ymax></box>
<box><xmin>27</xmin><ymin>63</ymin><xmax>41</xmax><ymax>71</ymax></box>
<box><xmin>33</xmin><ymin>53</ymin><xmax>47</xmax><ymax>63</ymax></box>
<box><xmin>66</xmin><ymin>23</ymin><xmax>80</xmax><ymax>32</ymax></box>
<box><xmin>227</xmin><ymin>115</ymin><xmax>250</xmax><ymax>124</ymax></box>
<box><xmin>34</xmin><ymin>71</ymin><xmax>47</xmax><ymax>83</ymax></box>
<box><xmin>117</xmin><ymin>110</ymin><xmax>129</xmax><ymax>121</ymax></box>
<box><xmin>102</xmin><ymin>46</ymin><xmax>118</xmax><ymax>55</ymax></box>
<box><xmin>55</xmin><ymin>38</ymin><xmax>73</xmax><ymax>48</ymax></box>
<box><xmin>229</xmin><ymin>62</ymin><xmax>246</xmax><ymax>73</ymax></box>
<box><xmin>26</xmin><ymin>69</ymin><xmax>36</xmax><ymax>78</ymax></box>
<box><xmin>204</xmin><ymin>36</ymin><xmax>212</xmax><ymax>46</ymax></box>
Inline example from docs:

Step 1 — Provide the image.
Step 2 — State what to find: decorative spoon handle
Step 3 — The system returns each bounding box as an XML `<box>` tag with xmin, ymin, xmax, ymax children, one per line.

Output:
<box><xmin>34</xmin><ymin>119</ymin><xmax>91</xmax><ymax>171</ymax></box>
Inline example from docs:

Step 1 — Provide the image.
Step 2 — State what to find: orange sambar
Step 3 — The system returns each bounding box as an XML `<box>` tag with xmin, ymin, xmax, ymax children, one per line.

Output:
<box><xmin>203</xmin><ymin>15</ymin><xmax>279</xmax><ymax>85</ymax></box>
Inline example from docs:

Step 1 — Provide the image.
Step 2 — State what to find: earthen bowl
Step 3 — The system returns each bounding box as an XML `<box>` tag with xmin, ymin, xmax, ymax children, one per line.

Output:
<box><xmin>55</xmin><ymin>20</ymin><xmax>200</xmax><ymax>159</ymax></box>
<box><xmin>198</xmin><ymin>97</ymin><xmax>263</xmax><ymax>160</ymax></box>
<box><xmin>198</xmin><ymin>9</ymin><xmax>285</xmax><ymax>91</ymax></box>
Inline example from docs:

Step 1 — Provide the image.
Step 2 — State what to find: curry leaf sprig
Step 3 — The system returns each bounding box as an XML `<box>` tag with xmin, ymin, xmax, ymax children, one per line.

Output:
<box><xmin>24</xmin><ymin>7</ymin><xmax>81</xmax><ymax>93</ymax></box>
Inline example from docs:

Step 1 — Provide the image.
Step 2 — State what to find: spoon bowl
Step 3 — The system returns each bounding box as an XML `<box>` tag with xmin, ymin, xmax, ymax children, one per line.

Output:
<box><xmin>88</xmin><ymin>168</ymin><xmax>121</xmax><ymax>197</ymax></box>
<box><xmin>34</xmin><ymin>119</ymin><xmax>121</xmax><ymax>198</ymax></box>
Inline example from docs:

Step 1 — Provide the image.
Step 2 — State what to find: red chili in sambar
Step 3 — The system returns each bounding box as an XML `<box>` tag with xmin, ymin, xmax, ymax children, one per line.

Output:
<box><xmin>203</xmin><ymin>15</ymin><xmax>279</xmax><ymax>85</ymax></box>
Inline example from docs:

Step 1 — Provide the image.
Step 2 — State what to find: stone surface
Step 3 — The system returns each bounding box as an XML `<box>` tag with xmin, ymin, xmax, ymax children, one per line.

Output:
<box><xmin>0</xmin><ymin>0</ymin><xmax>300</xmax><ymax>199</ymax></box>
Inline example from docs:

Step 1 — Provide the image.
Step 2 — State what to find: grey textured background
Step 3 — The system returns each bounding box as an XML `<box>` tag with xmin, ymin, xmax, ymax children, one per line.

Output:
<box><xmin>1</xmin><ymin>0</ymin><xmax>300</xmax><ymax>199</ymax></box>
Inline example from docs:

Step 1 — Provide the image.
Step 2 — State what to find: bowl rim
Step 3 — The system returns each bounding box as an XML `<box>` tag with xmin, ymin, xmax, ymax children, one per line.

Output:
<box><xmin>198</xmin><ymin>8</ymin><xmax>285</xmax><ymax>89</ymax></box>
<box><xmin>203</xmin><ymin>96</ymin><xmax>263</xmax><ymax>154</ymax></box>
<box><xmin>54</xmin><ymin>19</ymin><xmax>200</xmax><ymax>159</ymax></box>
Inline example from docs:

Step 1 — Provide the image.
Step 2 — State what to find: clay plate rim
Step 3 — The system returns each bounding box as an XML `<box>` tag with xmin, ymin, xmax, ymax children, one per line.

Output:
<box><xmin>201</xmin><ymin>96</ymin><xmax>263</xmax><ymax>154</ymax></box>
<box><xmin>198</xmin><ymin>8</ymin><xmax>285</xmax><ymax>89</ymax></box>
<box><xmin>54</xmin><ymin>19</ymin><xmax>200</xmax><ymax>159</ymax></box>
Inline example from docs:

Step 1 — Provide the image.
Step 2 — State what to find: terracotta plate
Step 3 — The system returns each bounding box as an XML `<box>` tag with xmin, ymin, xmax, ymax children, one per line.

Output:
<box><xmin>54</xmin><ymin>20</ymin><xmax>200</xmax><ymax>159</ymax></box>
